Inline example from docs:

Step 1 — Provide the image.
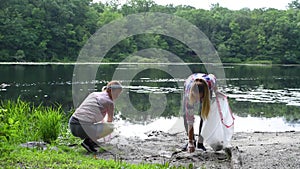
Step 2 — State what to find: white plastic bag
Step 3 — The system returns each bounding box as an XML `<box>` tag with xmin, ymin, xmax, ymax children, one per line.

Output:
<box><xmin>201</xmin><ymin>92</ymin><xmax>234</xmax><ymax>151</ymax></box>
<box><xmin>93</xmin><ymin>122</ymin><xmax>114</xmax><ymax>139</ymax></box>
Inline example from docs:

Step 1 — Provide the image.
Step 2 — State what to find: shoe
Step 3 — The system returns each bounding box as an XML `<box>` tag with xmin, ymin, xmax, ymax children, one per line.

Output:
<box><xmin>90</xmin><ymin>141</ymin><xmax>100</xmax><ymax>148</ymax></box>
<box><xmin>81</xmin><ymin>139</ymin><xmax>97</xmax><ymax>153</ymax></box>
<box><xmin>197</xmin><ymin>142</ymin><xmax>207</xmax><ymax>151</ymax></box>
<box><xmin>181</xmin><ymin>141</ymin><xmax>196</xmax><ymax>151</ymax></box>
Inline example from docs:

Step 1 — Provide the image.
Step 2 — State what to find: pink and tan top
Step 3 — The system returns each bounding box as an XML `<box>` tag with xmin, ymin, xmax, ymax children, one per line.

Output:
<box><xmin>73</xmin><ymin>92</ymin><xmax>114</xmax><ymax>123</ymax></box>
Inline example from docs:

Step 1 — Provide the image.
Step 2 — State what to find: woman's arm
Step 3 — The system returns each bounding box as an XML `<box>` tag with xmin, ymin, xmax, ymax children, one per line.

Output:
<box><xmin>106</xmin><ymin>104</ymin><xmax>114</xmax><ymax>122</ymax></box>
<box><xmin>185</xmin><ymin>100</ymin><xmax>196</xmax><ymax>152</ymax></box>
<box><xmin>188</xmin><ymin>125</ymin><xmax>195</xmax><ymax>153</ymax></box>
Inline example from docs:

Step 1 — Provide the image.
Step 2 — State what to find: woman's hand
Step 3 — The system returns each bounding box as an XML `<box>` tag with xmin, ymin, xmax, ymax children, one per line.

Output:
<box><xmin>187</xmin><ymin>125</ymin><xmax>195</xmax><ymax>153</ymax></box>
<box><xmin>188</xmin><ymin>141</ymin><xmax>195</xmax><ymax>153</ymax></box>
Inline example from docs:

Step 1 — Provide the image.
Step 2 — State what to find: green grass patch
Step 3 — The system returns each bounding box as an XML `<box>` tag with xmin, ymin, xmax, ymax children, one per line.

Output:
<box><xmin>36</xmin><ymin>106</ymin><xmax>62</xmax><ymax>143</ymax></box>
<box><xmin>0</xmin><ymin>144</ymin><xmax>183</xmax><ymax>169</ymax></box>
<box><xmin>0</xmin><ymin>99</ymin><xmax>187</xmax><ymax>168</ymax></box>
<box><xmin>0</xmin><ymin>99</ymin><xmax>63</xmax><ymax>143</ymax></box>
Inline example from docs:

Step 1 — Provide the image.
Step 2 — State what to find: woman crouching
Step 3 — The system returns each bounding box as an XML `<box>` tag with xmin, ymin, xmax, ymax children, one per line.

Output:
<box><xmin>69</xmin><ymin>81</ymin><xmax>122</xmax><ymax>153</ymax></box>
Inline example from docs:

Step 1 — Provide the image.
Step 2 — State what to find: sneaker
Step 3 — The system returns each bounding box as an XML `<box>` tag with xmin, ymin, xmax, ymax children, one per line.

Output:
<box><xmin>81</xmin><ymin>139</ymin><xmax>97</xmax><ymax>153</ymax></box>
<box><xmin>90</xmin><ymin>140</ymin><xmax>100</xmax><ymax>148</ymax></box>
<box><xmin>197</xmin><ymin>142</ymin><xmax>207</xmax><ymax>151</ymax></box>
<box><xmin>181</xmin><ymin>141</ymin><xmax>196</xmax><ymax>151</ymax></box>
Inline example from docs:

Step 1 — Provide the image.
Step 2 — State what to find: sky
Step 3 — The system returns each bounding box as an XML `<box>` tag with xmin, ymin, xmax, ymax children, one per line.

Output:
<box><xmin>96</xmin><ymin>0</ymin><xmax>293</xmax><ymax>10</ymax></box>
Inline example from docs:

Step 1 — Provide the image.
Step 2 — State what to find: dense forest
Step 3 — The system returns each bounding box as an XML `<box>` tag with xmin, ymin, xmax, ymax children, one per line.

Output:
<box><xmin>1</xmin><ymin>0</ymin><xmax>300</xmax><ymax>64</ymax></box>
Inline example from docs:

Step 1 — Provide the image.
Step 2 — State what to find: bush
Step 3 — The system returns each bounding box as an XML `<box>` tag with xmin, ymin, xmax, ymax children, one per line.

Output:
<box><xmin>36</xmin><ymin>106</ymin><xmax>62</xmax><ymax>143</ymax></box>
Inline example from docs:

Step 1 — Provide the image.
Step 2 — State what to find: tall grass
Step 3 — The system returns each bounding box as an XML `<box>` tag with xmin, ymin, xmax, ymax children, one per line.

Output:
<box><xmin>0</xmin><ymin>99</ymin><xmax>63</xmax><ymax>144</ymax></box>
<box><xmin>0</xmin><ymin>99</ymin><xmax>36</xmax><ymax>143</ymax></box>
<box><xmin>0</xmin><ymin>99</ymin><xmax>193</xmax><ymax>169</ymax></box>
<box><xmin>36</xmin><ymin>106</ymin><xmax>62</xmax><ymax>143</ymax></box>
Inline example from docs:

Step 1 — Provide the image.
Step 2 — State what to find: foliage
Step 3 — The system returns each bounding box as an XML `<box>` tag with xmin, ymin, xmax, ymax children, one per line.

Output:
<box><xmin>0</xmin><ymin>99</ymin><xmax>63</xmax><ymax>144</ymax></box>
<box><xmin>36</xmin><ymin>106</ymin><xmax>62</xmax><ymax>143</ymax></box>
<box><xmin>0</xmin><ymin>0</ymin><xmax>300</xmax><ymax>64</ymax></box>
<box><xmin>0</xmin><ymin>99</ymin><xmax>38</xmax><ymax>143</ymax></box>
<box><xmin>0</xmin><ymin>144</ymin><xmax>186</xmax><ymax>168</ymax></box>
<box><xmin>0</xmin><ymin>99</ymin><xmax>187</xmax><ymax>169</ymax></box>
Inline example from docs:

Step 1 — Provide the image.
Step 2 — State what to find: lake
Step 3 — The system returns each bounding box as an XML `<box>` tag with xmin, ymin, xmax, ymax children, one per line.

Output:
<box><xmin>1</xmin><ymin>63</ymin><xmax>300</xmax><ymax>134</ymax></box>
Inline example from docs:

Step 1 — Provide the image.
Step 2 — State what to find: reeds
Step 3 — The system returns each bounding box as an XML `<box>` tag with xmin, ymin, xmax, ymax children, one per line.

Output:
<box><xmin>36</xmin><ymin>106</ymin><xmax>62</xmax><ymax>143</ymax></box>
<box><xmin>0</xmin><ymin>98</ymin><xmax>63</xmax><ymax>144</ymax></box>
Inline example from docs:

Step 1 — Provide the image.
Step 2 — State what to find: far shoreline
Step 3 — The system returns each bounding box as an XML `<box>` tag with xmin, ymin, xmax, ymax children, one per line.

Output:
<box><xmin>1</xmin><ymin>62</ymin><xmax>300</xmax><ymax>67</ymax></box>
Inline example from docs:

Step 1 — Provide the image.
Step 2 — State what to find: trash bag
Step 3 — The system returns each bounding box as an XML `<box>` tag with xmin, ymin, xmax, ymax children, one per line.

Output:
<box><xmin>201</xmin><ymin>92</ymin><xmax>234</xmax><ymax>151</ymax></box>
<box><xmin>93</xmin><ymin>122</ymin><xmax>114</xmax><ymax>139</ymax></box>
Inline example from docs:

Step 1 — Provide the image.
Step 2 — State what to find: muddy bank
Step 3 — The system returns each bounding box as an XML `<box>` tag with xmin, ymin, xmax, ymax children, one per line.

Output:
<box><xmin>92</xmin><ymin>131</ymin><xmax>300</xmax><ymax>168</ymax></box>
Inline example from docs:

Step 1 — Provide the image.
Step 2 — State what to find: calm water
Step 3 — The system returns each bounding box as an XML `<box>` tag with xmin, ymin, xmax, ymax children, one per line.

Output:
<box><xmin>1</xmin><ymin>63</ymin><xmax>300</xmax><ymax>132</ymax></box>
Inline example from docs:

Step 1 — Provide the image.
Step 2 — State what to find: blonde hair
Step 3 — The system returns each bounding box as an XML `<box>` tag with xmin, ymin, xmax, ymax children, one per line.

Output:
<box><xmin>189</xmin><ymin>79</ymin><xmax>210</xmax><ymax>119</ymax></box>
<box><xmin>106</xmin><ymin>81</ymin><xmax>122</xmax><ymax>90</ymax></box>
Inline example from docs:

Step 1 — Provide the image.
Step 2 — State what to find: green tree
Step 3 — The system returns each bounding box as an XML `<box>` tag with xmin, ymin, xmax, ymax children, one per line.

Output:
<box><xmin>0</xmin><ymin>0</ymin><xmax>299</xmax><ymax>64</ymax></box>
<box><xmin>288</xmin><ymin>0</ymin><xmax>300</xmax><ymax>9</ymax></box>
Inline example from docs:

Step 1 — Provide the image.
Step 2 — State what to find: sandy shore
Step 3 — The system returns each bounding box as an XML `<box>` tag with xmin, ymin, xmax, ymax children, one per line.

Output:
<box><xmin>94</xmin><ymin>130</ymin><xmax>300</xmax><ymax>169</ymax></box>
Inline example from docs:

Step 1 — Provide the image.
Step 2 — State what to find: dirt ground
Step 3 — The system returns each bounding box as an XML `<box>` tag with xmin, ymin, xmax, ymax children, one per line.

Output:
<box><xmin>94</xmin><ymin>130</ymin><xmax>300</xmax><ymax>169</ymax></box>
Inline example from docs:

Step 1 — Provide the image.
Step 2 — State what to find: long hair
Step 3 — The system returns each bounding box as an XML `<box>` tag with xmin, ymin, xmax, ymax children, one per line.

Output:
<box><xmin>189</xmin><ymin>79</ymin><xmax>210</xmax><ymax>119</ymax></box>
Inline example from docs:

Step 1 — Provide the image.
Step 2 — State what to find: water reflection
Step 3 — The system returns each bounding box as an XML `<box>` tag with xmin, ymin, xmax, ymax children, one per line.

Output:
<box><xmin>226</xmin><ymin>86</ymin><xmax>300</xmax><ymax>105</ymax></box>
<box><xmin>0</xmin><ymin>63</ymin><xmax>299</xmax><ymax>131</ymax></box>
<box><xmin>113</xmin><ymin>115</ymin><xmax>300</xmax><ymax>139</ymax></box>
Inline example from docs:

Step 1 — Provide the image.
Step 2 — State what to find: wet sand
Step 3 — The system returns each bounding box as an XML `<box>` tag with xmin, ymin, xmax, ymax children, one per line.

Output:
<box><xmin>94</xmin><ymin>131</ymin><xmax>300</xmax><ymax>169</ymax></box>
